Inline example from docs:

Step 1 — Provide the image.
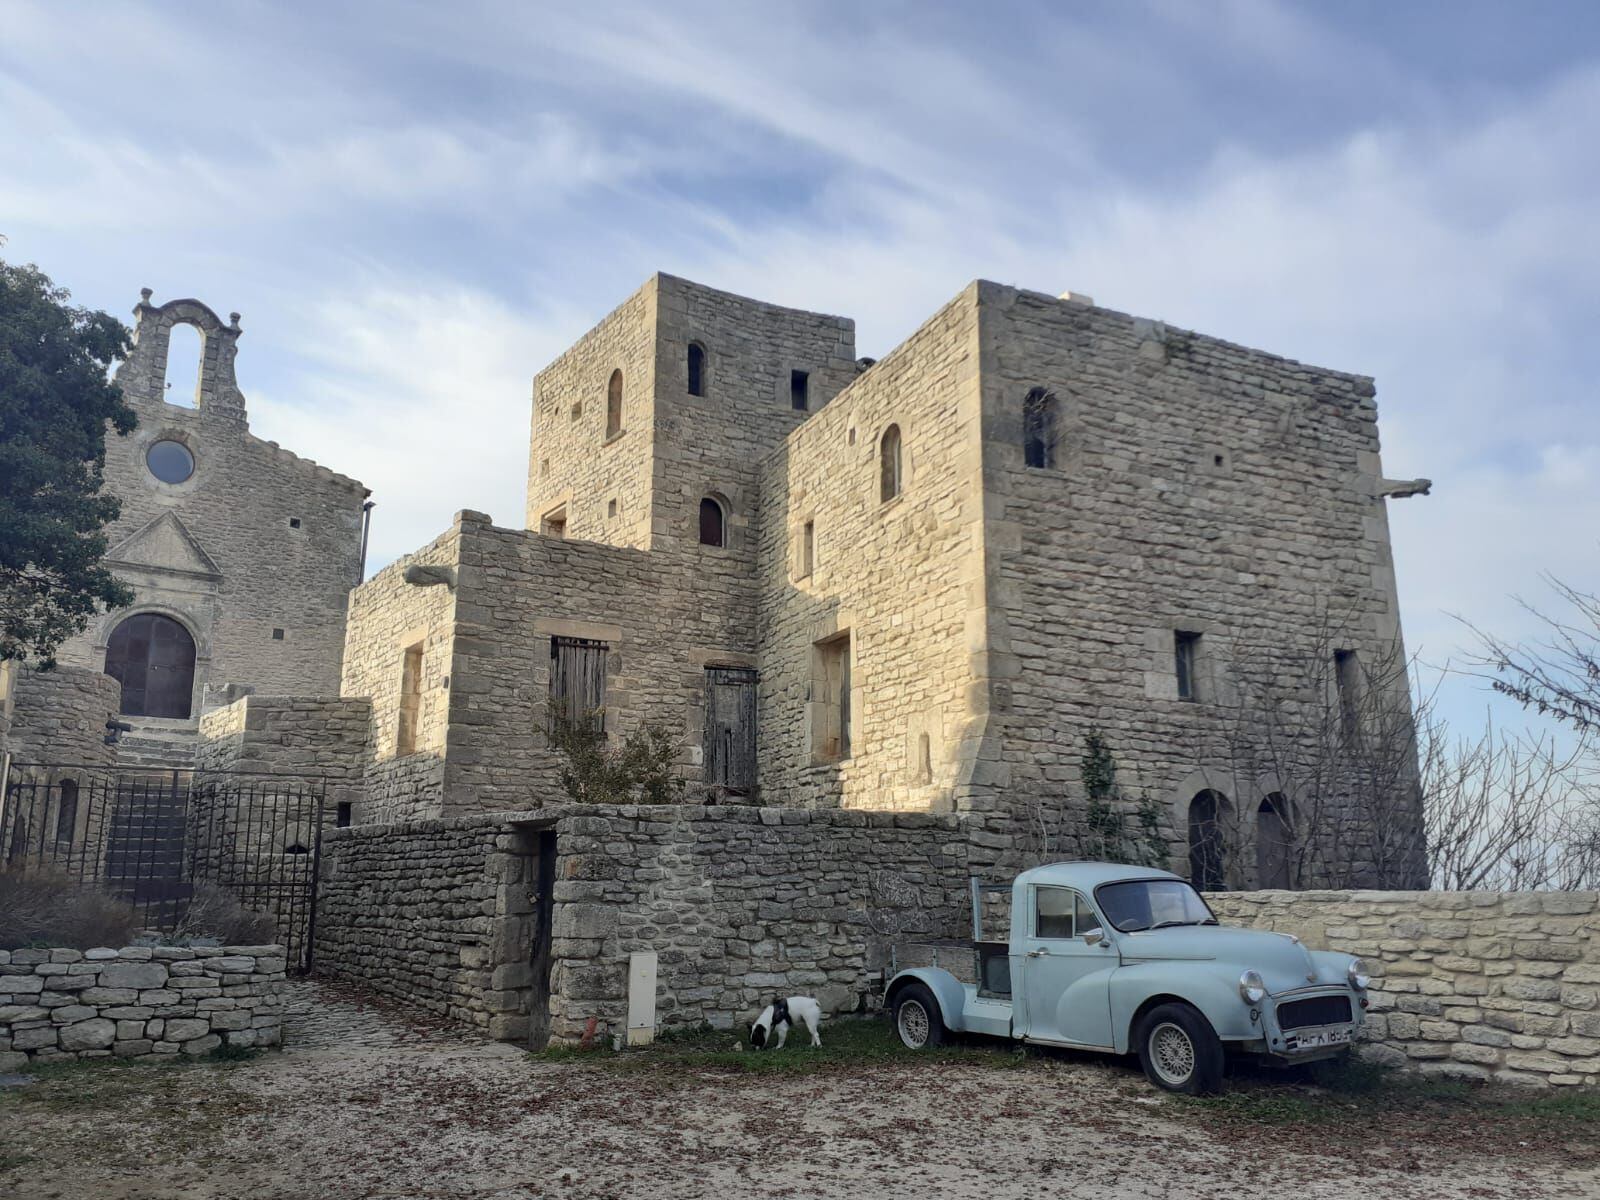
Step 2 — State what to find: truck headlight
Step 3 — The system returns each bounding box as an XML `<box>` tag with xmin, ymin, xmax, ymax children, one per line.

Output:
<box><xmin>1239</xmin><ymin>969</ymin><xmax>1267</xmax><ymax>1005</ymax></box>
<box><xmin>1347</xmin><ymin>958</ymin><xmax>1370</xmax><ymax>991</ymax></box>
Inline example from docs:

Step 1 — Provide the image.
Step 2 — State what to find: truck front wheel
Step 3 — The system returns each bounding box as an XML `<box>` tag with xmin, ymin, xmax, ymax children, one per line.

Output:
<box><xmin>892</xmin><ymin>983</ymin><xmax>948</xmax><ymax>1049</ymax></box>
<box><xmin>1135</xmin><ymin>1002</ymin><xmax>1223</xmax><ymax>1095</ymax></box>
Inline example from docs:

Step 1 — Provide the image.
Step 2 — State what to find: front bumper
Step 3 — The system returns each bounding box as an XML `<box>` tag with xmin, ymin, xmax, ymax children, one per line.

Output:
<box><xmin>1259</xmin><ymin>986</ymin><xmax>1364</xmax><ymax>1059</ymax></box>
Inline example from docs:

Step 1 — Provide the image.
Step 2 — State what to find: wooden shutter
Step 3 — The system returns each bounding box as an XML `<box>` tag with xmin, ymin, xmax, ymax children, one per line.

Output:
<box><xmin>550</xmin><ymin>638</ymin><xmax>608</xmax><ymax>731</ymax></box>
<box><xmin>704</xmin><ymin>667</ymin><xmax>757</xmax><ymax>793</ymax></box>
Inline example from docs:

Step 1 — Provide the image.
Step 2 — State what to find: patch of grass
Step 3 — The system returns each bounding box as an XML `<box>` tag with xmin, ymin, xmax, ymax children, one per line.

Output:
<box><xmin>1174</xmin><ymin>1056</ymin><xmax>1600</xmax><ymax>1136</ymax></box>
<box><xmin>530</xmin><ymin>1014</ymin><xmax>1035</xmax><ymax>1076</ymax></box>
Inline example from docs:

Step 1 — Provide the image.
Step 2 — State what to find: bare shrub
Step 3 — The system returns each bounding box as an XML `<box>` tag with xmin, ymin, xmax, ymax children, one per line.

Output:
<box><xmin>0</xmin><ymin>868</ymin><xmax>140</xmax><ymax>950</ymax></box>
<box><xmin>548</xmin><ymin>708</ymin><xmax>687</xmax><ymax>805</ymax></box>
<box><xmin>174</xmin><ymin>883</ymin><xmax>278</xmax><ymax>945</ymax></box>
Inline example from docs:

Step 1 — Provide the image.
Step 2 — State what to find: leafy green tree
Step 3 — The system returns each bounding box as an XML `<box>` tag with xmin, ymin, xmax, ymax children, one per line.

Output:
<box><xmin>547</xmin><ymin>706</ymin><xmax>686</xmax><ymax>805</ymax></box>
<box><xmin>0</xmin><ymin>256</ymin><xmax>135</xmax><ymax>666</ymax></box>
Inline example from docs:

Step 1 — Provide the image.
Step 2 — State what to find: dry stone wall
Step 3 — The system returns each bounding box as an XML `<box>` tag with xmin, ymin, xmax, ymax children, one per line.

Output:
<box><xmin>1212</xmin><ymin>890</ymin><xmax>1600</xmax><ymax>1086</ymax></box>
<box><xmin>545</xmin><ymin>804</ymin><xmax>969</xmax><ymax>1044</ymax></box>
<box><xmin>314</xmin><ymin>804</ymin><xmax>970</xmax><ymax>1048</ymax></box>
<box><xmin>197</xmin><ymin>695</ymin><xmax>371</xmax><ymax>817</ymax></box>
<box><xmin>312</xmin><ymin>816</ymin><xmax>526</xmax><ymax>1034</ymax></box>
<box><xmin>0</xmin><ymin>943</ymin><xmax>285</xmax><ymax>1068</ymax></box>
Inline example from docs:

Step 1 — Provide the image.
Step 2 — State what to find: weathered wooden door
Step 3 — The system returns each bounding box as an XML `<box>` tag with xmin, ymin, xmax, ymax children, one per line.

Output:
<box><xmin>105</xmin><ymin>612</ymin><xmax>196</xmax><ymax>718</ymax></box>
<box><xmin>704</xmin><ymin>667</ymin><xmax>757</xmax><ymax>795</ymax></box>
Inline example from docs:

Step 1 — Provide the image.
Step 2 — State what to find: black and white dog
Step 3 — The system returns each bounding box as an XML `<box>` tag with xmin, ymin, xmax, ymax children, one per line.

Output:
<box><xmin>749</xmin><ymin>995</ymin><xmax>823</xmax><ymax>1050</ymax></box>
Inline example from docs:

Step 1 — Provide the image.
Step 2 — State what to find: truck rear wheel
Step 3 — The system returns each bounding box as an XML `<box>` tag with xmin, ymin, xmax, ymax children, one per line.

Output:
<box><xmin>1135</xmin><ymin>1002</ymin><xmax>1223</xmax><ymax>1095</ymax></box>
<box><xmin>892</xmin><ymin>983</ymin><xmax>948</xmax><ymax>1049</ymax></box>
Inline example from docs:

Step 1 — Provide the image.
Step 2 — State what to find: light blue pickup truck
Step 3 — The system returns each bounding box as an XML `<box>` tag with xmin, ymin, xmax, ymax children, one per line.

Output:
<box><xmin>886</xmin><ymin>862</ymin><xmax>1370</xmax><ymax>1093</ymax></box>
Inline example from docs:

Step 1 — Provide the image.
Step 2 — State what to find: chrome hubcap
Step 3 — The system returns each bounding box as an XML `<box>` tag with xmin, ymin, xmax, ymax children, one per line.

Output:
<box><xmin>1150</xmin><ymin>1022</ymin><xmax>1196</xmax><ymax>1085</ymax></box>
<box><xmin>898</xmin><ymin>1000</ymin><xmax>930</xmax><ymax>1049</ymax></box>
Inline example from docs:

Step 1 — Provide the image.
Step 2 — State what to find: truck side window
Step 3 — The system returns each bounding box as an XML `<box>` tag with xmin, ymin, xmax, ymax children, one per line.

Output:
<box><xmin>1076</xmin><ymin>894</ymin><xmax>1103</xmax><ymax>938</ymax></box>
<box><xmin>1035</xmin><ymin>886</ymin><xmax>1075</xmax><ymax>939</ymax></box>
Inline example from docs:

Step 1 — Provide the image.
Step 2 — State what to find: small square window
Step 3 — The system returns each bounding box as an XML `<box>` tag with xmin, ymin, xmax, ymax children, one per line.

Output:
<box><xmin>288</xmin><ymin>517</ymin><xmax>301</xmax><ymax>529</ymax></box>
<box><xmin>569</xmin><ymin>403</ymin><xmax>582</xmax><ymax>422</ymax></box>
<box><xmin>271</xmin><ymin>628</ymin><xmax>285</xmax><ymax>641</ymax></box>
<box><xmin>607</xmin><ymin>499</ymin><xmax>618</xmax><ymax>519</ymax></box>
<box><xmin>335</xmin><ymin>802</ymin><xmax>352</xmax><ymax>828</ymax></box>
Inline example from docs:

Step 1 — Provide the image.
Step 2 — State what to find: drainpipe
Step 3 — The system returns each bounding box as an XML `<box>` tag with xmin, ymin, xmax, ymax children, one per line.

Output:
<box><xmin>357</xmin><ymin>499</ymin><xmax>375</xmax><ymax>583</ymax></box>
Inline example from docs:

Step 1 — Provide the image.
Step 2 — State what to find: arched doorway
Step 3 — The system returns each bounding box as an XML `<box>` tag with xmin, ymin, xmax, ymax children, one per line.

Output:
<box><xmin>1187</xmin><ymin>789</ymin><xmax>1229</xmax><ymax>891</ymax></box>
<box><xmin>105</xmin><ymin>613</ymin><xmax>196</xmax><ymax>718</ymax></box>
<box><xmin>1256</xmin><ymin>794</ymin><xmax>1293</xmax><ymax>889</ymax></box>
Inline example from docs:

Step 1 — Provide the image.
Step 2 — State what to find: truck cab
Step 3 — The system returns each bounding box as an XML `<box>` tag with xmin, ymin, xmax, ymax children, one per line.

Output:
<box><xmin>885</xmin><ymin>862</ymin><xmax>1370</xmax><ymax>1093</ymax></box>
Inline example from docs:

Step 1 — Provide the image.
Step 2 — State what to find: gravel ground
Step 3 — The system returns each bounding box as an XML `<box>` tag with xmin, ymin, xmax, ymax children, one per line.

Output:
<box><xmin>2</xmin><ymin>980</ymin><xmax>1597</xmax><ymax>1200</ymax></box>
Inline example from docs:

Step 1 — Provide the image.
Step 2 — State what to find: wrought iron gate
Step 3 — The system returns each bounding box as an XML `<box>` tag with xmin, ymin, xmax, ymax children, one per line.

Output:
<box><xmin>1</xmin><ymin>764</ymin><xmax>326</xmax><ymax>970</ymax></box>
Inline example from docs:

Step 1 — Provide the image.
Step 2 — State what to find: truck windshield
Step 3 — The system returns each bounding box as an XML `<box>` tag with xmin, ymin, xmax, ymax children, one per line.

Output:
<box><xmin>1095</xmin><ymin>880</ymin><xmax>1217</xmax><ymax>933</ymax></box>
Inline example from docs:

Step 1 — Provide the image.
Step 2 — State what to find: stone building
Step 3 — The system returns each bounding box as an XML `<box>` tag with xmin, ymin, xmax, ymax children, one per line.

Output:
<box><xmin>305</xmin><ymin>272</ymin><xmax>1424</xmax><ymax>888</ymax></box>
<box><xmin>19</xmin><ymin>291</ymin><xmax>371</xmax><ymax>769</ymax></box>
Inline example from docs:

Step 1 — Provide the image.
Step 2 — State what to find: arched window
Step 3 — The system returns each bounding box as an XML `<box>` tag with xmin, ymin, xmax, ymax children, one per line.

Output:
<box><xmin>163</xmin><ymin>322</ymin><xmax>203</xmax><ymax>408</ymax></box>
<box><xmin>105</xmin><ymin>613</ymin><xmax>196</xmax><ymax>719</ymax></box>
<box><xmin>1256</xmin><ymin>795</ymin><xmax>1293</xmax><ymax>890</ymax></box>
<box><xmin>699</xmin><ymin>497</ymin><xmax>726</xmax><ymax>547</ymax></box>
<box><xmin>605</xmin><ymin>369</ymin><xmax>623</xmax><ymax>439</ymax></box>
<box><xmin>1187</xmin><ymin>789</ymin><xmax>1229</xmax><ymax>891</ymax></box>
<box><xmin>687</xmin><ymin>343</ymin><xmax>707</xmax><ymax>397</ymax></box>
<box><xmin>879</xmin><ymin>424</ymin><xmax>902</xmax><ymax>502</ymax></box>
<box><xmin>1023</xmin><ymin>386</ymin><xmax>1059</xmax><ymax>469</ymax></box>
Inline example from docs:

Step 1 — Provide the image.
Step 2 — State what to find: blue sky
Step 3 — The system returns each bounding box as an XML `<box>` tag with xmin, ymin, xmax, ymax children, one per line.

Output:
<box><xmin>3</xmin><ymin>0</ymin><xmax>1596</xmax><ymax>735</ymax></box>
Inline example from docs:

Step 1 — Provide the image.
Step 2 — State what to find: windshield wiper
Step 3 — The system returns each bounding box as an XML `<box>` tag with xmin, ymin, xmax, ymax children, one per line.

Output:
<box><xmin>1148</xmin><ymin>919</ymin><xmax>1210</xmax><ymax>930</ymax></box>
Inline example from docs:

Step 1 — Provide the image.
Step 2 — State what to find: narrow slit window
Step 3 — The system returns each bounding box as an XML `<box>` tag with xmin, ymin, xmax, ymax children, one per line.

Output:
<box><xmin>1174</xmin><ymin>631</ymin><xmax>1201</xmax><ymax>701</ymax></box>
<box><xmin>800</xmin><ymin>519</ymin><xmax>815</xmax><ymax>577</ymax></box>
<box><xmin>879</xmin><ymin>424</ymin><xmax>902</xmax><ymax>502</ymax></box>
<box><xmin>791</xmin><ymin>369</ymin><xmax>810</xmax><ymax>411</ymax></box>
<box><xmin>396</xmin><ymin>642</ymin><xmax>424</xmax><ymax>756</ymax></box>
<box><xmin>1334</xmin><ymin>650</ymin><xmax>1361</xmax><ymax>741</ymax></box>
<box><xmin>606</xmin><ymin>369</ymin><xmax>623</xmax><ymax>439</ymax></box>
<box><xmin>1023</xmin><ymin>386</ymin><xmax>1059</xmax><ymax>469</ymax></box>
<box><xmin>55</xmin><ymin>779</ymin><xmax>79</xmax><ymax>851</ymax></box>
<box><xmin>687</xmin><ymin>343</ymin><xmax>706</xmax><ymax>396</ymax></box>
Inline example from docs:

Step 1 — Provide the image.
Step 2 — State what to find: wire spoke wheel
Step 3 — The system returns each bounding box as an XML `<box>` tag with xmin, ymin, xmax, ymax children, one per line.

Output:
<box><xmin>1149</xmin><ymin>1022</ymin><xmax>1196</xmax><ymax>1086</ymax></box>
<box><xmin>898</xmin><ymin>999</ymin><xmax>931</xmax><ymax>1049</ymax></box>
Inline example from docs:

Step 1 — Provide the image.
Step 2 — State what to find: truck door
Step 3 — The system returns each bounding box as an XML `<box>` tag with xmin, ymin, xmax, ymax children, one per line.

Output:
<box><xmin>1019</xmin><ymin>885</ymin><xmax>1115</xmax><ymax>1048</ymax></box>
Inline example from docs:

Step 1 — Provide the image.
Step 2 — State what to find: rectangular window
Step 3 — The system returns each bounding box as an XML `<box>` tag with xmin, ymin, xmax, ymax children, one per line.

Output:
<box><xmin>811</xmin><ymin>634</ymin><xmax>851</xmax><ymax>762</ymax></box>
<box><xmin>800</xmin><ymin>520</ymin><xmax>815</xmax><ymax>577</ymax></box>
<box><xmin>1334</xmin><ymin>649</ymin><xmax>1361</xmax><ymax>740</ymax></box>
<box><xmin>541</xmin><ymin>505</ymin><xmax>567</xmax><ymax>539</ymax></box>
<box><xmin>1174</xmin><ymin>631</ymin><xmax>1201</xmax><ymax>701</ymax></box>
<box><xmin>396</xmin><ymin>642</ymin><xmax>424</xmax><ymax>756</ymax></box>
<box><xmin>335</xmin><ymin>802</ymin><xmax>353</xmax><ymax>829</ymax></box>
<box><xmin>550</xmin><ymin>637</ymin><xmax>607</xmax><ymax>732</ymax></box>
<box><xmin>790</xmin><ymin>369</ymin><xmax>810</xmax><ymax>411</ymax></box>
<box><xmin>1034</xmin><ymin>887</ymin><xmax>1076</xmax><ymax>939</ymax></box>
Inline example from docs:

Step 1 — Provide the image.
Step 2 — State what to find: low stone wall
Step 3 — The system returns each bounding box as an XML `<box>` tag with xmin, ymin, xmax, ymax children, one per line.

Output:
<box><xmin>314</xmin><ymin>804</ymin><xmax>971</xmax><ymax>1047</ymax></box>
<box><xmin>0</xmin><ymin>944</ymin><xmax>286</xmax><ymax>1068</ymax></box>
<box><xmin>1212</xmin><ymin>890</ymin><xmax>1600</xmax><ymax>1087</ymax></box>
<box><xmin>314</xmin><ymin>816</ymin><xmax>515</xmax><ymax>1031</ymax></box>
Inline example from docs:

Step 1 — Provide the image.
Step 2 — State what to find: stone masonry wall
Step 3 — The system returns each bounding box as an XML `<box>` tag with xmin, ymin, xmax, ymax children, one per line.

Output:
<box><xmin>973</xmin><ymin>286</ymin><xmax>1420</xmax><ymax>881</ymax></box>
<box><xmin>4</xmin><ymin>665</ymin><xmax>122</xmax><ymax>768</ymax></box>
<box><xmin>313</xmin><ymin>817</ymin><xmax>521</xmax><ymax>1033</ymax></box>
<box><xmin>755</xmin><ymin>285</ymin><xmax>985</xmax><ymax>813</ymax></box>
<box><xmin>545</xmin><ymin>804</ymin><xmax>969</xmax><ymax>1045</ymax></box>
<box><xmin>314</xmin><ymin>805</ymin><xmax>971</xmax><ymax>1048</ymax></box>
<box><xmin>197</xmin><ymin>694</ymin><xmax>371</xmax><ymax>818</ymax></box>
<box><xmin>339</xmin><ymin>524</ymin><xmax>459</xmax><ymax>823</ymax></box>
<box><xmin>1212</xmin><ymin>890</ymin><xmax>1600</xmax><ymax>1086</ymax></box>
<box><xmin>0</xmin><ymin>943</ymin><xmax>285</xmax><ymax>1068</ymax></box>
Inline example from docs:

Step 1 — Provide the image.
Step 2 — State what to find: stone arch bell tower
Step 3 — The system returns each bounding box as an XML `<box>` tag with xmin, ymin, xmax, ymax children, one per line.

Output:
<box><xmin>116</xmin><ymin>289</ymin><xmax>248</xmax><ymax>424</ymax></box>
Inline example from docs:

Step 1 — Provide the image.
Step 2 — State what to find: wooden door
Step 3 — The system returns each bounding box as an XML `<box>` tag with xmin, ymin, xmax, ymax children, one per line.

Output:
<box><xmin>704</xmin><ymin>667</ymin><xmax>757</xmax><ymax>795</ymax></box>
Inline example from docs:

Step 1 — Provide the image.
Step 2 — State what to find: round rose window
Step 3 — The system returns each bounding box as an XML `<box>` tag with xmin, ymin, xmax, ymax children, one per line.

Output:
<box><xmin>146</xmin><ymin>440</ymin><xmax>195</xmax><ymax>484</ymax></box>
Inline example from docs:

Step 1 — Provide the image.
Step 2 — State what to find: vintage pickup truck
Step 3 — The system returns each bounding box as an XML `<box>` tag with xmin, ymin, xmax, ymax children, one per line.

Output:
<box><xmin>886</xmin><ymin>862</ymin><xmax>1370</xmax><ymax>1093</ymax></box>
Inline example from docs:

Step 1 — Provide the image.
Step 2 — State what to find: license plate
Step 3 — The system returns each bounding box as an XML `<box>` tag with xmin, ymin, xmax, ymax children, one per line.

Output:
<box><xmin>1289</xmin><ymin>1025</ymin><xmax>1352</xmax><ymax>1051</ymax></box>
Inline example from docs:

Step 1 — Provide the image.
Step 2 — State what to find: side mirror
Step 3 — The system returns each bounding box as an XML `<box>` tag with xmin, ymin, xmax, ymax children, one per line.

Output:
<box><xmin>1082</xmin><ymin>929</ymin><xmax>1104</xmax><ymax>947</ymax></box>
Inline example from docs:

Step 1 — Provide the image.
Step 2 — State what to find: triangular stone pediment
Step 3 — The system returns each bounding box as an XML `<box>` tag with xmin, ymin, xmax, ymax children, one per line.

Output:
<box><xmin>106</xmin><ymin>512</ymin><xmax>222</xmax><ymax>579</ymax></box>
